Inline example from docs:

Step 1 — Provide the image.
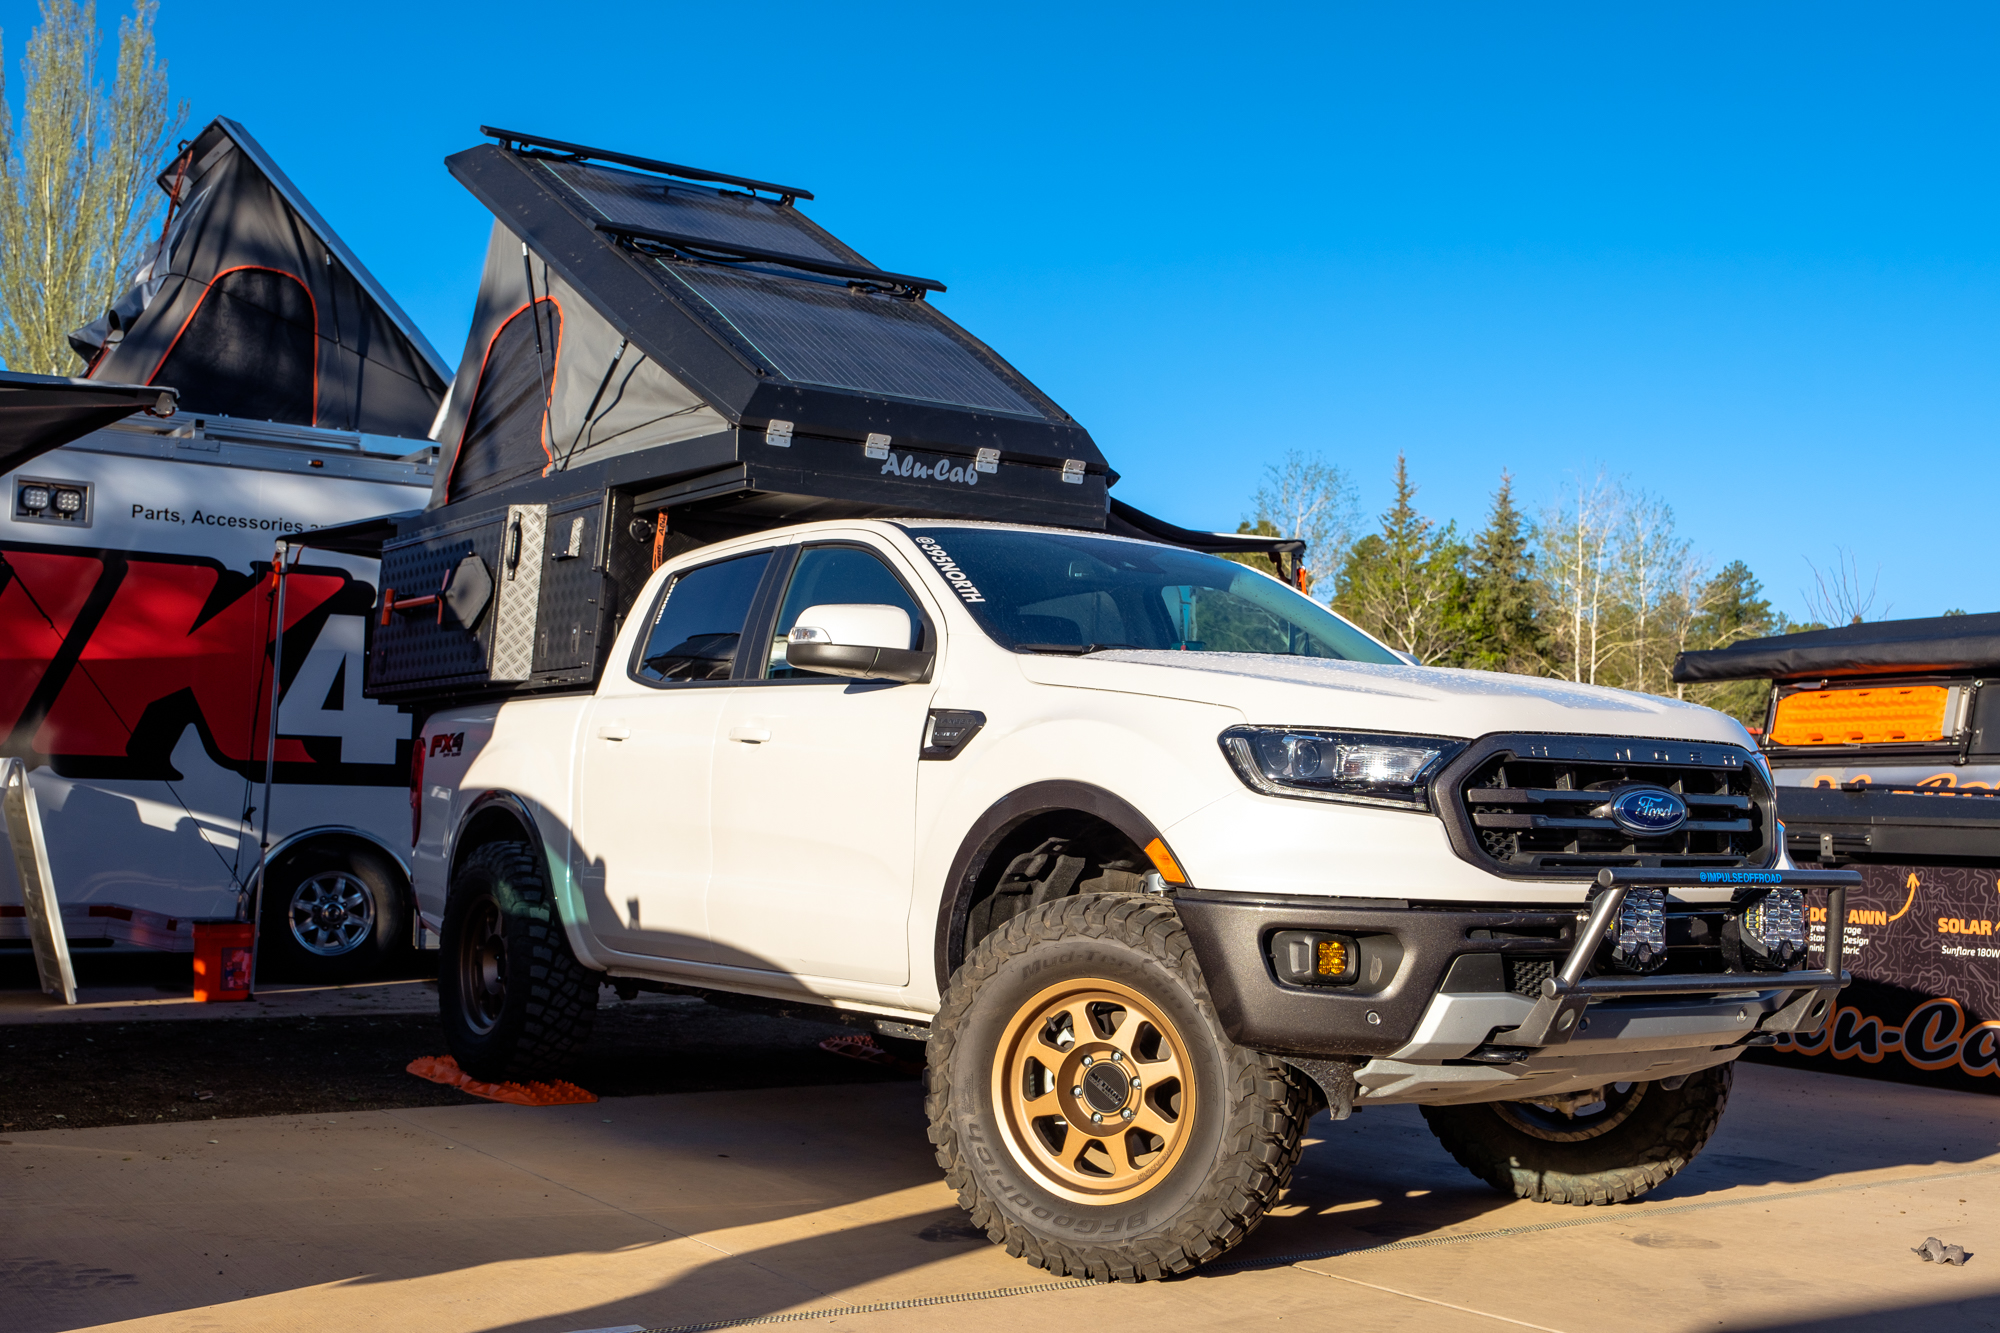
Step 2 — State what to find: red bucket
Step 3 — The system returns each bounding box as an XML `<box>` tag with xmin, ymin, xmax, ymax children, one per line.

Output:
<box><xmin>192</xmin><ymin>921</ymin><xmax>255</xmax><ymax>1001</ymax></box>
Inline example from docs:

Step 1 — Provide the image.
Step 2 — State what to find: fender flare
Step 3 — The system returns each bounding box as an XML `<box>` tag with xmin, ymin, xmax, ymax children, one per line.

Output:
<box><xmin>447</xmin><ymin>789</ymin><xmax>552</xmax><ymax>889</ymax></box>
<box><xmin>931</xmin><ymin>779</ymin><xmax>1170</xmax><ymax>992</ymax></box>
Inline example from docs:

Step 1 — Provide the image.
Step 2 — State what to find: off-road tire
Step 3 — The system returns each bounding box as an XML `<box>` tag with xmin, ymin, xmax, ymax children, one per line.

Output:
<box><xmin>438</xmin><ymin>840</ymin><xmax>597</xmax><ymax>1080</ymax></box>
<box><xmin>257</xmin><ymin>844</ymin><xmax>403</xmax><ymax>984</ymax></box>
<box><xmin>927</xmin><ymin>894</ymin><xmax>1311</xmax><ymax>1281</ymax></box>
<box><xmin>1420</xmin><ymin>1062</ymin><xmax>1733</xmax><ymax>1205</ymax></box>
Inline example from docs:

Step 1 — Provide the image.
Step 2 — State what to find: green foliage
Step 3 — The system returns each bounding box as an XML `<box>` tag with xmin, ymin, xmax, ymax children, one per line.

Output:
<box><xmin>1330</xmin><ymin>454</ymin><xmax>1469</xmax><ymax>665</ymax></box>
<box><xmin>0</xmin><ymin>0</ymin><xmax>183</xmax><ymax>373</ymax></box>
<box><xmin>1459</xmin><ymin>473</ymin><xmax>1540</xmax><ymax>673</ymax></box>
<box><xmin>1682</xmin><ymin>560</ymin><xmax>1778</xmax><ymax>728</ymax></box>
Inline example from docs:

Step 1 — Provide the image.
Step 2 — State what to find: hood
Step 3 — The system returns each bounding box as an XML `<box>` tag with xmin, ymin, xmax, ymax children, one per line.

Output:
<box><xmin>1018</xmin><ymin>650</ymin><xmax>1752</xmax><ymax>747</ymax></box>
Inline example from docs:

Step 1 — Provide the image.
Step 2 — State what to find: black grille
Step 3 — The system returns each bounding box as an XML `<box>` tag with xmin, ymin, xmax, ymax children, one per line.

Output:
<box><xmin>1504</xmin><ymin>956</ymin><xmax>1555</xmax><ymax>997</ymax></box>
<box><xmin>1441</xmin><ymin>735</ymin><xmax>1774</xmax><ymax>878</ymax></box>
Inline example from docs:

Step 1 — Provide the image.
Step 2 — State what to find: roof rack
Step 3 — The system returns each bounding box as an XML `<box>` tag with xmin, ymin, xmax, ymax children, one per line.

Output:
<box><xmin>594</xmin><ymin>220</ymin><xmax>946</xmax><ymax>295</ymax></box>
<box><xmin>480</xmin><ymin>126</ymin><xmax>815</xmax><ymax>203</ymax></box>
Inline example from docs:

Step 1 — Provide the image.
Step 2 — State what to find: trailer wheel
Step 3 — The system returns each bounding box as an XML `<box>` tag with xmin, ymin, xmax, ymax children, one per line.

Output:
<box><xmin>439</xmin><ymin>839</ymin><xmax>597</xmax><ymax>1080</ymax></box>
<box><xmin>927</xmin><ymin>894</ymin><xmax>1311</xmax><ymax>1282</ymax></box>
<box><xmin>258</xmin><ymin>845</ymin><xmax>403</xmax><ymax>983</ymax></box>
<box><xmin>1419</xmin><ymin>1062</ymin><xmax>1733</xmax><ymax>1205</ymax></box>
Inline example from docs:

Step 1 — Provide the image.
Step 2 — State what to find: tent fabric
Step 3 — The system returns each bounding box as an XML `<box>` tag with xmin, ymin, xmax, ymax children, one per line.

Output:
<box><xmin>1671</xmin><ymin>611</ymin><xmax>2000</xmax><ymax>683</ymax></box>
<box><xmin>71</xmin><ymin>118</ymin><xmax>448</xmax><ymax>437</ymax></box>
<box><xmin>434</xmin><ymin>222</ymin><xmax>728</xmax><ymax>506</ymax></box>
<box><xmin>429</xmin><ymin>135</ymin><xmax>1103</xmax><ymax>521</ymax></box>
<box><xmin>0</xmin><ymin>371</ymin><xmax>176</xmax><ymax>474</ymax></box>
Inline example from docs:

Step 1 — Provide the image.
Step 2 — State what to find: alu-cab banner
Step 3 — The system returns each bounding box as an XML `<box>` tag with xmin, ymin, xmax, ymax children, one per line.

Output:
<box><xmin>1763</xmin><ymin>863</ymin><xmax>2000</xmax><ymax>1092</ymax></box>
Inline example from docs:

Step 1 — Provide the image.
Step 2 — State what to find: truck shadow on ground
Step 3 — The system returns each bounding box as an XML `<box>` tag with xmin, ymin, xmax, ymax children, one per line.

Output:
<box><xmin>462</xmin><ymin>1064</ymin><xmax>2000</xmax><ymax>1333</ymax></box>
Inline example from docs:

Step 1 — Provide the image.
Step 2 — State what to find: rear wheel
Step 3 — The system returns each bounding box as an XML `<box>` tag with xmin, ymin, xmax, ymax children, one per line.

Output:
<box><xmin>927</xmin><ymin>894</ymin><xmax>1311</xmax><ymax>1281</ymax></box>
<box><xmin>1420</xmin><ymin>1062</ymin><xmax>1733</xmax><ymax>1205</ymax></box>
<box><xmin>438</xmin><ymin>840</ymin><xmax>597</xmax><ymax>1080</ymax></box>
<box><xmin>257</xmin><ymin>845</ymin><xmax>403</xmax><ymax>983</ymax></box>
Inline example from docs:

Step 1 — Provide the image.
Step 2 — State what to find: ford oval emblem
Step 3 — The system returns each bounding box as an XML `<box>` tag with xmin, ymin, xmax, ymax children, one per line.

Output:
<box><xmin>1609</xmin><ymin>786</ymin><xmax>1688</xmax><ymax>835</ymax></box>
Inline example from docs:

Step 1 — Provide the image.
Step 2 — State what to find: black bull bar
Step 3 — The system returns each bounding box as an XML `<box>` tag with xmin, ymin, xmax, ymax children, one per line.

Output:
<box><xmin>1496</xmin><ymin>866</ymin><xmax>1862</xmax><ymax>1048</ymax></box>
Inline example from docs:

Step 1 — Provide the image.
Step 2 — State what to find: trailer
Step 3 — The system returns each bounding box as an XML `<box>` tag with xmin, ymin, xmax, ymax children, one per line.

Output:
<box><xmin>0</xmin><ymin>118</ymin><xmax>448</xmax><ymax>982</ymax></box>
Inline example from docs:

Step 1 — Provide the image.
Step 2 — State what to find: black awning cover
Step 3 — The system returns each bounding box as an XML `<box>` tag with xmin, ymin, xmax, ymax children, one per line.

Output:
<box><xmin>1672</xmin><ymin>611</ymin><xmax>2000</xmax><ymax>683</ymax></box>
<box><xmin>428</xmin><ymin>131</ymin><xmax>1105</xmax><ymax>523</ymax></box>
<box><xmin>71</xmin><ymin>118</ymin><xmax>450</xmax><ymax>437</ymax></box>
<box><xmin>0</xmin><ymin>371</ymin><xmax>176</xmax><ymax>475</ymax></box>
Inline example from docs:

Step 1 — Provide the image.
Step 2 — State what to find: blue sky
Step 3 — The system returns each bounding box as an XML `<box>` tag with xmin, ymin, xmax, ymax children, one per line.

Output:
<box><xmin>5</xmin><ymin>1</ymin><xmax>1995</xmax><ymax>620</ymax></box>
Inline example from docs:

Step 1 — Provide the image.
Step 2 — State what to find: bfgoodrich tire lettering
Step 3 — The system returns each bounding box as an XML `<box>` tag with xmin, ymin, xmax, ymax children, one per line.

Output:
<box><xmin>438</xmin><ymin>840</ymin><xmax>598</xmax><ymax>1080</ymax></box>
<box><xmin>926</xmin><ymin>894</ymin><xmax>1311</xmax><ymax>1281</ymax></box>
<box><xmin>1420</xmin><ymin>1063</ymin><xmax>1733</xmax><ymax>1205</ymax></box>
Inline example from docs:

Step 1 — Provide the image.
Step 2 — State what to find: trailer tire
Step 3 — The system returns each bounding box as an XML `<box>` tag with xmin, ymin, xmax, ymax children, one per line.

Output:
<box><xmin>439</xmin><ymin>839</ymin><xmax>597</xmax><ymax>1080</ymax></box>
<box><xmin>258</xmin><ymin>844</ymin><xmax>403</xmax><ymax>983</ymax></box>
<box><xmin>927</xmin><ymin>894</ymin><xmax>1311</xmax><ymax>1281</ymax></box>
<box><xmin>1419</xmin><ymin>1062</ymin><xmax>1733</xmax><ymax>1205</ymax></box>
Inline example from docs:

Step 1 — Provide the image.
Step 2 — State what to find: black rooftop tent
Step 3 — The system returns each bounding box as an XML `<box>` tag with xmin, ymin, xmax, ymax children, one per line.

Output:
<box><xmin>364</xmin><ymin>129</ymin><xmax>1303</xmax><ymax>703</ymax></box>
<box><xmin>425</xmin><ymin>127</ymin><xmax>1109</xmax><ymax>529</ymax></box>
<box><xmin>0</xmin><ymin>371</ymin><xmax>176</xmax><ymax>474</ymax></box>
<box><xmin>70</xmin><ymin>118</ymin><xmax>450</xmax><ymax>438</ymax></box>
<box><xmin>1671</xmin><ymin>613</ymin><xmax>2000</xmax><ymax>683</ymax></box>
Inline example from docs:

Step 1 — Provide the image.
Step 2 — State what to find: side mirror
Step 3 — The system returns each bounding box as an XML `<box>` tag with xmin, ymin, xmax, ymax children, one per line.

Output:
<box><xmin>784</xmin><ymin>603</ymin><xmax>933</xmax><ymax>683</ymax></box>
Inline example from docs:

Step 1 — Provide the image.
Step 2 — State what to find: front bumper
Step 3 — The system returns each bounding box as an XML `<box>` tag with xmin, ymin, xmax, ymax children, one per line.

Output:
<box><xmin>1175</xmin><ymin>867</ymin><xmax>1860</xmax><ymax>1080</ymax></box>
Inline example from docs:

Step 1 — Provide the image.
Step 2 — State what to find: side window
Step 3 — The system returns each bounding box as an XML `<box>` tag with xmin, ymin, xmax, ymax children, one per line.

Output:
<box><xmin>767</xmin><ymin>545</ymin><xmax>925</xmax><ymax>679</ymax></box>
<box><xmin>635</xmin><ymin>551</ymin><xmax>773</xmax><ymax>683</ymax></box>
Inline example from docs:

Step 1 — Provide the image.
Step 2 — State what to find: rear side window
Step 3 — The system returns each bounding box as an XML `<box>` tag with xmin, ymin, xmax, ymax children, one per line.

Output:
<box><xmin>635</xmin><ymin>551</ymin><xmax>773</xmax><ymax>683</ymax></box>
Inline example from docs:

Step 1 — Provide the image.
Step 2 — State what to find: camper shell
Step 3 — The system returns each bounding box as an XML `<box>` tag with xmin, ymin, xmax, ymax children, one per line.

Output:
<box><xmin>363</xmin><ymin>129</ymin><xmax>1296</xmax><ymax>704</ymax></box>
<box><xmin>1673</xmin><ymin>613</ymin><xmax>2000</xmax><ymax>861</ymax></box>
<box><xmin>2</xmin><ymin>118</ymin><xmax>445</xmax><ymax>979</ymax></box>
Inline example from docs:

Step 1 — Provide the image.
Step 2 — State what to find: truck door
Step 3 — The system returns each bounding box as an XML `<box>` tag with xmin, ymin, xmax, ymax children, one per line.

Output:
<box><xmin>706</xmin><ymin>541</ymin><xmax>939</xmax><ymax>986</ymax></box>
<box><xmin>575</xmin><ymin>548</ymin><xmax>775</xmax><ymax>964</ymax></box>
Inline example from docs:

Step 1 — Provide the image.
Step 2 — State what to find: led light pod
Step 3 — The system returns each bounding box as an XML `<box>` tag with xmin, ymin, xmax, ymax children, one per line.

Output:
<box><xmin>1608</xmin><ymin>887</ymin><xmax>1666</xmax><ymax>973</ymax></box>
<box><xmin>1741</xmin><ymin>886</ymin><xmax>1806</xmax><ymax>970</ymax></box>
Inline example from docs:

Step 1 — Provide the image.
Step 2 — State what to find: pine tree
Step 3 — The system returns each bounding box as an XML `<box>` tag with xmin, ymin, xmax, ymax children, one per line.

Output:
<box><xmin>1683</xmin><ymin>560</ymin><xmax>1777</xmax><ymax>727</ymax></box>
<box><xmin>1332</xmin><ymin>454</ymin><xmax>1469</xmax><ymax>664</ymax></box>
<box><xmin>1460</xmin><ymin>472</ymin><xmax>1539</xmax><ymax>673</ymax></box>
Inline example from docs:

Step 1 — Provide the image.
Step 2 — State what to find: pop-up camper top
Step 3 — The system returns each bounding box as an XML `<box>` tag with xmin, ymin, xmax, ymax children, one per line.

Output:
<box><xmin>361</xmin><ymin>128</ymin><xmax>1300</xmax><ymax>704</ymax></box>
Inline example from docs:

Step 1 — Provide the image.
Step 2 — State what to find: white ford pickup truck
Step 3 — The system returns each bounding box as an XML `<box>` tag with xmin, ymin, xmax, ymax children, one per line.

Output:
<box><xmin>410</xmin><ymin>516</ymin><xmax>1854</xmax><ymax>1281</ymax></box>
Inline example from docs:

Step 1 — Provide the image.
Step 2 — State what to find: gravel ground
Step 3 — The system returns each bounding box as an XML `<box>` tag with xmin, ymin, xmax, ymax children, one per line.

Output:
<box><xmin>0</xmin><ymin>957</ymin><xmax>917</xmax><ymax>1133</ymax></box>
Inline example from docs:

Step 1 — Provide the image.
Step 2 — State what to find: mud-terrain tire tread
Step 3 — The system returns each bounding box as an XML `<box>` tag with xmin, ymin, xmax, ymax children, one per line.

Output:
<box><xmin>926</xmin><ymin>893</ymin><xmax>1312</xmax><ymax>1281</ymax></box>
<box><xmin>1419</xmin><ymin>1062</ymin><xmax>1733</xmax><ymax>1205</ymax></box>
<box><xmin>441</xmin><ymin>840</ymin><xmax>597</xmax><ymax>1080</ymax></box>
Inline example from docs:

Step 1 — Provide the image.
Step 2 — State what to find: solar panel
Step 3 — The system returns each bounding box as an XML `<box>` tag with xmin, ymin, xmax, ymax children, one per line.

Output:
<box><xmin>660</xmin><ymin>262</ymin><xmax>1046</xmax><ymax>418</ymax></box>
<box><xmin>541</xmin><ymin>160</ymin><xmax>848</xmax><ymax>264</ymax></box>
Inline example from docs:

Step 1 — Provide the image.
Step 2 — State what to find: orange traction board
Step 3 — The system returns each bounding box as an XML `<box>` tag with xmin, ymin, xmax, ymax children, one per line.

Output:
<box><xmin>406</xmin><ymin>1055</ymin><xmax>598</xmax><ymax>1106</ymax></box>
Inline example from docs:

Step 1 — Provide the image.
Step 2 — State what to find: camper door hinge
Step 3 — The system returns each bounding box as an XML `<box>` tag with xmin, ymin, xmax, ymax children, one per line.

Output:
<box><xmin>975</xmin><ymin>447</ymin><xmax>1000</xmax><ymax>474</ymax></box>
<box><xmin>864</xmin><ymin>433</ymin><xmax>891</xmax><ymax>460</ymax></box>
<box><xmin>1061</xmin><ymin>459</ymin><xmax>1086</xmax><ymax>484</ymax></box>
<box><xmin>765</xmin><ymin>420</ymin><xmax>794</xmax><ymax>448</ymax></box>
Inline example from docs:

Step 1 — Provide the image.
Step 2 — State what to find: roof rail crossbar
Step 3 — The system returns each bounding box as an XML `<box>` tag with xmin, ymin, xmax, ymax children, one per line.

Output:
<box><xmin>480</xmin><ymin>126</ymin><xmax>815</xmax><ymax>202</ymax></box>
<box><xmin>593</xmin><ymin>220</ymin><xmax>947</xmax><ymax>295</ymax></box>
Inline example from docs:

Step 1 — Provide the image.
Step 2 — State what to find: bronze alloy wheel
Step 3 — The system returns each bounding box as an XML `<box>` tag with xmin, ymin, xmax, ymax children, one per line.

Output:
<box><xmin>456</xmin><ymin>891</ymin><xmax>509</xmax><ymax>1036</ymax></box>
<box><xmin>992</xmin><ymin>976</ymin><xmax>1198</xmax><ymax>1205</ymax></box>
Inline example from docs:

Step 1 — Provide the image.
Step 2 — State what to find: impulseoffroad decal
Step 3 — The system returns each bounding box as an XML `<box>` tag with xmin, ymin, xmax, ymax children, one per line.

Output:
<box><xmin>912</xmin><ymin>535</ymin><xmax>985</xmax><ymax>604</ymax></box>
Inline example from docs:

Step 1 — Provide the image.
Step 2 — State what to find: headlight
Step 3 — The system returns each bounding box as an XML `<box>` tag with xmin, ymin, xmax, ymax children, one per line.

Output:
<box><xmin>1219</xmin><ymin>727</ymin><xmax>1464</xmax><ymax>811</ymax></box>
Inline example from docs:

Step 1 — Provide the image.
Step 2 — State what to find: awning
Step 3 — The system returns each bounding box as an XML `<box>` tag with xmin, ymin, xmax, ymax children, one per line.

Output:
<box><xmin>1672</xmin><ymin>612</ymin><xmax>2000</xmax><ymax>683</ymax></box>
<box><xmin>0</xmin><ymin>371</ymin><xmax>177</xmax><ymax>474</ymax></box>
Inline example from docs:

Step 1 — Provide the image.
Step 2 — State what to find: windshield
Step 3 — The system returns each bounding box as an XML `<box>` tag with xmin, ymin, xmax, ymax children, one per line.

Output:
<box><xmin>903</xmin><ymin>526</ymin><xmax>1400</xmax><ymax>663</ymax></box>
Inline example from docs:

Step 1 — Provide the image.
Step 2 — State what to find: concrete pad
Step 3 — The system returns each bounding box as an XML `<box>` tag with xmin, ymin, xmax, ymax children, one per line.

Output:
<box><xmin>3</xmin><ymin>1063</ymin><xmax>1996</xmax><ymax>1333</ymax></box>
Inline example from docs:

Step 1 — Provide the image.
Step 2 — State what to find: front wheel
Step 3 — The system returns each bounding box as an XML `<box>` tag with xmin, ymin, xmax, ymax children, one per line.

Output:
<box><xmin>1420</xmin><ymin>1062</ymin><xmax>1733</xmax><ymax>1205</ymax></box>
<box><xmin>927</xmin><ymin>894</ymin><xmax>1311</xmax><ymax>1282</ymax></box>
<box><xmin>438</xmin><ymin>840</ymin><xmax>597</xmax><ymax>1080</ymax></box>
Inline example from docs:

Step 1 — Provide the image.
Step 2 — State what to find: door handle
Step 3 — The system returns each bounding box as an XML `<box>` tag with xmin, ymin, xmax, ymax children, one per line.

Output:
<box><xmin>596</xmin><ymin>724</ymin><xmax>631</xmax><ymax>741</ymax></box>
<box><xmin>727</xmin><ymin>725</ymin><xmax>771</xmax><ymax>744</ymax></box>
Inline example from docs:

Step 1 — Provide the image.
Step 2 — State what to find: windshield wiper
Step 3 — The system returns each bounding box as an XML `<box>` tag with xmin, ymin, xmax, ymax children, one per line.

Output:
<box><xmin>1012</xmin><ymin>642</ymin><xmax>1139</xmax><ymax>656</ymax></box>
